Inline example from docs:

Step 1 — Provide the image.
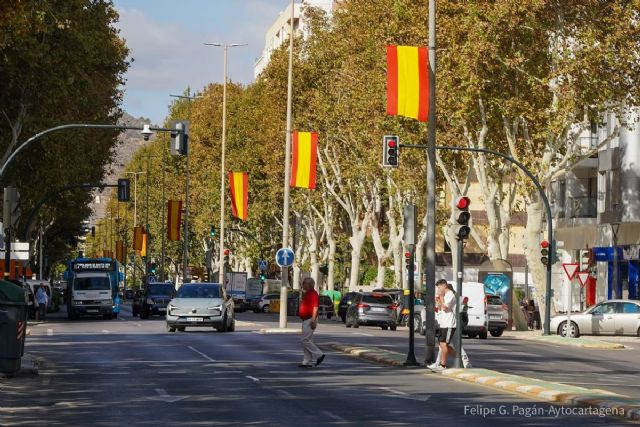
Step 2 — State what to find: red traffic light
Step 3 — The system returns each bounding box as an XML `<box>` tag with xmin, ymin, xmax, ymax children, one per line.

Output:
<box><xmin>455</xmin><ymin>196</ymin><xmax>470</xmax><ymax>210</ymax></box>
<box><xmin>540</xmin><ymin>240</ymin><xmax>549</xmax><ymax>249</ymax></box>
<box><xmin>224</xmin><ymin>249</ymin><xmax>230</xmax><ymax>256</ymax></box>
<box><xmin>404</xmin><ymin>251</ymin><xmax>410</xmax><ymax>258</ymax></box>
<box><xmin>387</xmin><ymin>139</ymin><xmax>397</xmax><ymax>148</ymax></box>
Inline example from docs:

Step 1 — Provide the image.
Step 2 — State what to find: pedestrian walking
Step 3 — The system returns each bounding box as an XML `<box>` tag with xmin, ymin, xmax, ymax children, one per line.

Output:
<box><xmin>298</xmin><ymin>277</ymin><xmax>325</xmax><ymax>368</ymax></box>
<box><xmin>430</xmin><ymin>280</ymin><xmax>457</xmax><ymax>372</ymax></box>
<box><xmin>36</xmin><ymin>284</ymin><xmax>48</xmax><ymax>321</ymax></box>
<box><xmin>428</xmin><ymin>281</ymin><xmax>471</xmax><ymax>370</ymax></box>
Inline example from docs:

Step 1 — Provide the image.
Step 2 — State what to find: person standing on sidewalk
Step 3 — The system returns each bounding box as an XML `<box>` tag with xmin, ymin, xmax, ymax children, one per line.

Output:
<box><xmin>431</xmin><ymin>280</ymin><xmax>456</xmax><ymax>372</ymax></box>
<box><xmin>298</xmin><ymin>277</ymin><xmax>325</xmax><ymax>368</ymax></box>
<box><xmin>36</xmin><ymin>284</ymin><xmax>48</xmax><ymax>321</ymax></box>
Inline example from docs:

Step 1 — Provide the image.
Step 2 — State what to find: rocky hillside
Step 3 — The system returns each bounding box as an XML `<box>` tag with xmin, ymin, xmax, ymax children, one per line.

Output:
<box><xmin>91</xmin><ymin>112</ymin><xmax>154</xmax><ymax>220</ymax></box>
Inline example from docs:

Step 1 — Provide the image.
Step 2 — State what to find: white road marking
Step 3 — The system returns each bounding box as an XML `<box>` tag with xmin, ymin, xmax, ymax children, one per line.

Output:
<box><xmin>101</xmin><ymin>330</ymin><xmax>110</xmax><ymax>333</ymax></box>
<box><xmin>147</xmin><ymin>388</ymin><xmax>187</xmax><ymax>403</ymax></box>
<box><xmin>246</xmin><ymin>375</ymin><xmax>260</xmax><ymax>382</ymax></box>
<box><xmin>276</xmin><ymin>389</ymin><xmax>295</xmax><ymax>398</ymax></box>
<box><xmin>379</xmin><ymin>387</ymin><xmax>431</xmax><ymax>402</ymax></box>
<box><xmin>136</xmin><ymin>323</ymin><xmax>142</xmax><ymax>327</ymax></box>
<box><xmin>379</xmin><ymin>387</ymin><xmax>408</xmax><ymax>396</ymax></box>
<box><xmin>47</xmin><ymin>329</ymin><xmax>53</xmax><ymax>336</ymax></box>
<box><xmin>322</xmin><ymin>410</ymin><xmax>347</xmax><ymax>423</ymax></box>
<box><xmin>354</xmin><ymin>332</ymin><xmax>374</xmax><ymax>337</ymax></box>
<box><xmin>213</xmin><ymin>370</ymin><xmax>243</xmax><ymax>374</ymax></box>
<box><xmin>188</xmin><ymin>346</ymin><xmax>216</xmax><ymax>362</ymax></box>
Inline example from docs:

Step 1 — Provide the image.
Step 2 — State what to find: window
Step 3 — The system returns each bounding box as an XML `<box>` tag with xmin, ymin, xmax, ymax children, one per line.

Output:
<box><xmin>590</xmin><ymin>303</ymin><xmax>615</xmax><ymax>315</ymax></box>
<box><xmin>148</xmin><ymin>284</ymin><xmax>174</xmax><ymax>296</ymax></box>
<box><xmin>177</xmin><ymin>285</ymin><xmax>221</xmax><ymax>299</ymax></box>
<box><xmin>620</xmin><ymin>303</ymin><xmax>640</xmax><ymax>314</ymax></box>
<box><xmin>74</xmin><ymin>277</ymin><xmax>110</xmax><ymax>291</ymax></box>
<box><xmin>363</xmin><ymin>294</ymin><xmax>393</xmax><ymax>304</ymax></box>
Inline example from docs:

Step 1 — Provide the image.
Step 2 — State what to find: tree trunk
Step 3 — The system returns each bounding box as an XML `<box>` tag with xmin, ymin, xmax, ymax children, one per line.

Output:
<box><xmin>327</xmin><ymin>238</ymin><xmax>336</xmax><ymax>291</ymax></box>
<box><xmin>349</xmin><ymin>230</ymin><xmax>366</xmax><ymax>291</ymax></box>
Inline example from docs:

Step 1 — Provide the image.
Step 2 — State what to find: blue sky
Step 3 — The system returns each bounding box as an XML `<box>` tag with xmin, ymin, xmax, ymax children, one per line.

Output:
<box><xmin>113</xmin><ymin>0</ymin><xmax>291</xmax><ymax>124</ymax></box>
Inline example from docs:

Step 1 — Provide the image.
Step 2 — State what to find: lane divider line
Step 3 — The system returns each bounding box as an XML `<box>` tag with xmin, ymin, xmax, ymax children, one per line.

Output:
<box><xmin>47</xmin><ymin>329</ymin><xmax>53</xmax><ymax>336</ymax></box>
<box><xmin>246</xmin><ymin>375</ymin><xmax>260</xmax><ymax>382</ymax></box>
<box><xmin>187</xmin><ymin>346</ymin><xmax>216</xmax><ymax>362</ymax></box>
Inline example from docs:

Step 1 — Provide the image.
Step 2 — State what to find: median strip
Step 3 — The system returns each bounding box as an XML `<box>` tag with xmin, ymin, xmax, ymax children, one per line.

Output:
<box><xmin>327</xmin><ymin>343</ymin><xmax>640</xmax><ymax>422</ymax></box>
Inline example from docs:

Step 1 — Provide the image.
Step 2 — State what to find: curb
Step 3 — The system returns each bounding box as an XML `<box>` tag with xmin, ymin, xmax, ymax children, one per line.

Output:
<box><xmin>512</xmin><ymin>334</ymin><xmax>626</xmax><ymax>350</ymax></box>
<box><xmin>259</xmin><ymin>328</ymin><xmax>299</xmax><ymax>334</ymax></box>
<box><xmin>328</xmin><ymin>343</ymin><xmax>640</xmax><ymax>422</ymax></box>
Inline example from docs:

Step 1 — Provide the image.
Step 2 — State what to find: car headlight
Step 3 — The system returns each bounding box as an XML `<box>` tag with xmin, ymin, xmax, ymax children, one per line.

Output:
<box><xmin>207</xmin><ymin>305</ymin><xmax>222</xmax><ymax>310</ymax></box>
<box><xmin>73</xmin><ymin>300</ymin><xmax>83</xmax><ymax>305</ymax></box>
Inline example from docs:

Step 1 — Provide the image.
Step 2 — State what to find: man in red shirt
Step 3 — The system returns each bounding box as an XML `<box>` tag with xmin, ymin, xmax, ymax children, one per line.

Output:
<box><xmin>298</xmin><ymin>277</ymin><xmax>325</xmax><ymax>368</ymax></box>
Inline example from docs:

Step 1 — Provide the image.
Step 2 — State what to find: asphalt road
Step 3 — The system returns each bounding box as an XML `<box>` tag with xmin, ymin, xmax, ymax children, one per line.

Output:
<box><xmin>0</xmin><ymin>305</ymin><xmax>633</xmax><ymax>426</ymax></box>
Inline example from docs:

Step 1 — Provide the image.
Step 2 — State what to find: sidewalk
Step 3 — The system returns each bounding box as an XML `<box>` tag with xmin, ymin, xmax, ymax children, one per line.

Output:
<box><xmin>327</xmin><ymin>343</ymin><xmax>640</xmax><ymax>422</ymax></box>
<box><xmin>502</xmin><ymin>330</ymin><xmax>627</xmax><ymax>349</ymax></box>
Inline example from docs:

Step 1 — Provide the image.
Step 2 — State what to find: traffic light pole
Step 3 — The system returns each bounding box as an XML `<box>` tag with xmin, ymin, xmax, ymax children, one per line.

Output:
<box><xmin>453</xmin><ymin>238</ymin><xmax>464</xmax><ymax>368</ymax></box>
<box><xmin>404</xmin><ymin>245</ymin><xmax>420</xmax><ymax>367</ymax></box>
<box><xmin>400</xmin><ymin>143</ymin><xmax>554</xmax><ymax>335</ymax></box>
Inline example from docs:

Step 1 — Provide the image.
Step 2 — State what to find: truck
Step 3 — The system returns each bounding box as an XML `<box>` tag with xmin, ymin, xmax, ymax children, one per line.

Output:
<box><xmin>63</xmin><ymin>257</ymin><xmax>123</xmax><ymax>320</ymax></box>
<box><xmin>225</xmin><ymin>271</ymin><xmax>249</xmax><ymax>312</ymax></box>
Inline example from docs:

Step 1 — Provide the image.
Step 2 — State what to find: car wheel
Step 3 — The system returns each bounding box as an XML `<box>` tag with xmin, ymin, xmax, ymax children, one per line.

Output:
<box><xmin>352</xmin><ymin>318</ymin><xmax>359</xmax><ymax>328</ymax></box>
<box><xmin>219</xmin><ymin>314</ymin><xmax>229</xmax><ymax>332</ymax></box>
<box><xmin>490</xmin><ymin>329</ymin><xmax>504</xmax><ymax>337</ymax></box>
<box><xmin>558</xmin><ymin>321</ymin><xmax>580</xmax><ymax>338</ymax></box>
<box><xmin>341</xmin><ymin>315</ymin><xmax>346</xmax><ymax>323</ymax></box>
<box><xmin>467</xmin><ymin>333</ymin><xmax>478</xmax><ymax>338</ymax></box>
<box><xmin>345</xmin><ymin>317</ymin><xmax>352</xmax><ymax>328</ymax></box>
<box><xmin>166</xmin><ymin>324</ymin><xmax>176</xmax><ymax>333</ymax></box>
<box><xmin>414</xmin><ymin>315</ymin><xmax>422</xmax><ymax>333</ymax></box>
<box><xmin>390</xmin><ymin>324</ymin><xmax>397</xmax><ymax>331</ymax></box>
<box><xmin>479</xmin><ymin>331</ymin><xmax>488</xmax><ymax>339</ymax></box>
<box><xmin>637</xmin><ymin>327</ymin><xmax>640</xmax><ymax>338</ymax></box>
<box><xmin>381</xmin><ymin>325</ymin><xmax>388</xmax><ymax>330</ymax></box>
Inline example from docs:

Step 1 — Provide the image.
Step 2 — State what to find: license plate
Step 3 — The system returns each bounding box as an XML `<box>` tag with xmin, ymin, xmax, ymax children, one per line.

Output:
<box><xmin>371</xmin><ymin>307</ymin><xmax>384</xmax><ymax>312</ymax></box>
<box><xmin>87</xmin><ymin>309</ymin><xmax>99</xmax><ymax>312</ymax></box>
<box><xmin>489</xmin><ymin>315</ymin><xmax>501</xmax><ymax>319</ymax></box>
<box><xmin>158</xmin><ymin>308</ymin><xmax>166</xmax><ymax>312</ymax></box>
<box><xmin>186</xmin><ymin>317</ymin><xmax>203</xmax><ymax>322</ymax></box>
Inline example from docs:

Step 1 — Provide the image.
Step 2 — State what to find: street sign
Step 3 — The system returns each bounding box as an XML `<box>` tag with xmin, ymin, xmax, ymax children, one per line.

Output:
<box><xmin>562</xmin><ymin>263</ymin><xmax>579</xmax><ymax>280</ymax></box>
<box><xmin>275</xmin><ymin>247</ymin><xmax>294</xmax><ymax>268</ymax></box>
<box><xmin>258</xmin><ymin>260</ymin><xmax>268</xmax><ymax>271</ymax></box>
<box><xmin>576</xmin><ymin>271</ymin><xmax>590</xmax><ymax>287</ymax></box>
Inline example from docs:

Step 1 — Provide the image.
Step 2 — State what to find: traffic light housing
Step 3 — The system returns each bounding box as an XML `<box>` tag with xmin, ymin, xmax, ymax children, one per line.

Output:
<box><xmin>150</xmin><ymin>263</ymin><xmax>157</xmax><ymax>274</ymax></box>
<box><xmin>540</xmin><ymin>240</ymin><xmax>550</xmax><ymax>265</ymax></box>
<box><xmin>405</xmin><ymin>251</ymin><xmax>412</xmax><ymax>270</ymax></box>
<box><xmin>117</xmin><ymin>178</ymin><xmax>131</xmax><ymax>202</ymax></box>
<box><xmin>319</xmin><ymin>264</ymin><xmax>329</xmax><ymax>275</ymax></box>
<box><xmin>382</xmin><ymin>135</ymin><xmax>399</xmax><ymax>168</ymax></box>
<box><xmin>452</xmin><ymin>196</ymin><xmax>471</xmax><ymax>240</ymax></box>
<box><xmin>209</xmin><ymin>225</ymin><xmax>216</xmax><ymax>237</ymax></box>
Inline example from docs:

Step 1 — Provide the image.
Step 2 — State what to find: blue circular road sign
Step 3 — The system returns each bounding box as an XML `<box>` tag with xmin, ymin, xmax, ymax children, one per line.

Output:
<box><xmin>275</xmin><ymin>247</ymin><xmax>295</xmax><ymax>268</ymax></box>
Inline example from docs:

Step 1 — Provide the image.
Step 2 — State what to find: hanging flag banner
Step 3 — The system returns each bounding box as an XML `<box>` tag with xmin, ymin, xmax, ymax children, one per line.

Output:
<box><xmin>141</xmin><ymin>230</ymin><xmax>147</xmax><ymax>257</ymax></box>
<box><xmin>386</xmin><ymin>45</ymin><xmax>429</xmax><ymax>122</ymax></box>
<box><xmin>290</xmin><ymin>131</ymin><xmax>318</xmax><ymax>189</ymax></box>
<box><xmin>133</xmin><ymin>226</ymin><xmax>144</xmax><ymax>251</ymax></box>
<box><xmin>228</xmin><ymin>171</ymin><xmax>248</xmax><ymax>221</ymax></box>
<box><xmin>116</xmin><ymin>240</ymin><xmax>125</xmax><ymax>264</ymax></box>
<box><xmin>167</xmin><ymin>200</ymin><xmax>183</xmax><ymax>241</ymax></box>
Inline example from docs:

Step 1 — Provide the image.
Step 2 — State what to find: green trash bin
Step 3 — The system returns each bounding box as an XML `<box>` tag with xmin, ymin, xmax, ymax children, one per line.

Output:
<box><xmin>0</xmin><ymin>280</ymin><xmax>28</xmax><ymax>374</ymax></box>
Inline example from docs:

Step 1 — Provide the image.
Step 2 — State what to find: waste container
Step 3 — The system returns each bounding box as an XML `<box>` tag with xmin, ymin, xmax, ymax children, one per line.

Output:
<box><xmin>0</xmin><ymin>280</ymin><xmax>28</xmax><ymax>374</ymax></box>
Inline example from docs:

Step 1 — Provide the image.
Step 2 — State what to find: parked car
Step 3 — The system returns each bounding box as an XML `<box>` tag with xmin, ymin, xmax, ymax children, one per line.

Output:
<box><xmin>345</xmin><ymin>292</ymin><xmax>397</xmax><ymax>330</ymax></box>
<box><xmin>318</xmin><ymin>295</ymin><xmax>334</xmax><ymax>319</ymax></box>
<box><xmin>550</xmin><ymin>299</ymin><xmax>640</xmax><ymax>337</ymax></box>
<box><xmin>338</xmin><ymin>292</ymin><xmax>361</xmax><ymax>323</ymax></box>
<box><xmin>165</xmin><ymin>283</ymin><xmax>235</xmax><ymax>332</ymax></box>
<box><xmin>397</xmin><ymin>294</ymin><xmax>424</xmax><ymax>329</ymax></box>
<box><xmin>251</xmin><ymin>293</ymin><xmax>280</xmax><ymax>313</ymax></box>
<box><xmin>486</xmin><ymin>294</ymin><xmax>508</xmax><ymax>337</ymax></box>
<box><xmin>133</xmin><ymin>282</ymin><xmax>175</xmax><ymax>318</ymax></box>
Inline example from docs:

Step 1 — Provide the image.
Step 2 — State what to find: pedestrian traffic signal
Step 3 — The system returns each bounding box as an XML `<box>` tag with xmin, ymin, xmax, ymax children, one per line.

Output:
<box><xmin>209</xmin><ymin>225</ymin><xmax>216</xmax><ymax>237</ymax></box>
<box><xmin>540</xmin><ymin>240</ymin><xmax>550</xmax><ymax>265</ymax></box>
<box><xmin>452</xmin><ymin>196</ymin><xmax>471</xmax><ymax>240</ymax></box>
<box><xmin>382</xmin><ymin>135</ymin><xmax>399</xmax><ymax>168</ymax></box>
<box><xmin>117</xmin><ymin>178</ymin><xmax>131</xmax><ymax>202</ymax></box>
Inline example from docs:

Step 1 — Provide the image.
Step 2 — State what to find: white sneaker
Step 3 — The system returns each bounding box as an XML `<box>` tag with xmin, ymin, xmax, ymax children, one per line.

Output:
<box><xmin>426</xmin><ymin>362</ymin><xmax>438</xmax><ymax>370</ymax></box>
<box><xmin>430</xmin><ymin>364</ymin><xmax>446</xmax><ymax>373</ymax></box>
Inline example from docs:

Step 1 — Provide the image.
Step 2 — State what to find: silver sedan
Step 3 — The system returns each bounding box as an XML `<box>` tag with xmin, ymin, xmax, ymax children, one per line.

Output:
<box><xmin>550</xmin><ymin>299</ymin><xmax>640</xmax><ymax>337</ymax></box>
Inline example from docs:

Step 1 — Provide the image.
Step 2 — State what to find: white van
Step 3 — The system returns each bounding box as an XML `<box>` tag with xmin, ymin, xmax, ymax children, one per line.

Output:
<box><xmin>419</xmin><ymin>281</ymin><xmax>489</xmax><ymax>339</ymax></box>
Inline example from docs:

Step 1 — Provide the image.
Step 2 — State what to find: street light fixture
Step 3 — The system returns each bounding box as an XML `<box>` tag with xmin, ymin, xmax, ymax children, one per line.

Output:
<box><xmin>204</xmin><ymin>42</ymin><xmax>247</xmax><ymax>285</ymax></box>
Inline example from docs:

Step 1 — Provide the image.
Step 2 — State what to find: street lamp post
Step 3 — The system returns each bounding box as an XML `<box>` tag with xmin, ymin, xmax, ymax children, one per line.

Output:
<box><xmin>127</xmin><ymin>171</ymin><xmax>145</xmax><ymax>288</ymax></box>
<box><xmin>204</xmin><ymin>42</ymin><xmax>246</xmax><ymax>285</ymax></box>
<box><xmin>170</xmin><ymin>92</ymin><xmax>197</xmax><ymax>284</ymax></box>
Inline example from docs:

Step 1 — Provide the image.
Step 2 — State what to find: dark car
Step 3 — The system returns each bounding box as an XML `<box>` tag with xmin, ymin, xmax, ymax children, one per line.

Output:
<box><xmin>338</xmin><ymin>292</ymin><xmax>361</xmax><ymax>323</ymax></box>
<box><xmin>124</xmin><ymin>289</ymin><xmax>134</xmax><ymax>300</ymax></box>
<box><xmin>318</xmin><ymin>295</ymin><xmax>334</xmax><ymax>319</ymax></box>
<box><xmin>345</xmin><ymin>292</ymin><xmax>397</xmax><ymax>330</ymax></box>
<box><xmin>133</xmin><ymin>282</ymin><xmax>176</xmax><ymax>319</ymax></box>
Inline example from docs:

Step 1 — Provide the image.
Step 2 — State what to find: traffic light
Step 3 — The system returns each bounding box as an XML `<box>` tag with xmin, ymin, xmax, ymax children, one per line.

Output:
<box><xmin>150</xmin><ymin>263</ymin><xmax>157</xmax><ymax>274</ymax></box>
<box><xmin>540</xmin><ymin>240</ymin><xmax>550</xmax><ymax>265</ymax></box>
<box><xmin>117</xmin><ymin>178</ymin><xmax>131</xmax><ymax>202</ymax></box>
<box><xmin>170</xmin><ymin>121</ymin><xmax>189</xmax><ymax>156</ymax></box>
<box><xmin>405</xmin><ymin>251</ymin><xmax>412</xmax><ymax>271</ymax></box>
<box><xmin>452</xmin><ymin>196</ymin><xmax>471</xmax><ymax>240</ymax></box>
<box><xmin>91</xmin><ymin>226</ymin><xmax>95</xmax><ymax>237</ymax></box>
<box><xmin>319</xmin><ymin>264</ymin><xmax>329</xmax><ymax>275</ymax></box>
<box><xmin>382</xmin><ymin>135</ymin><xmax>399</xmax><ymax>168</ymax></box>
<box><xmin>259</xmin><ymin>272</ymin><xmax>266</xmax><ymax>282</ymax></box>
<box><xmin>209</xmin><ymin>225</ymin><xmax>216</xmax><ymax>237</ymax></box>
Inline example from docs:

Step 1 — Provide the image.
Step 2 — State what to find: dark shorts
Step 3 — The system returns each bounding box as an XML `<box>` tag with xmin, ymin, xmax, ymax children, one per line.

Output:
<box><xmin>438</xmin><ymin>327</ymin><xmax>455</xmax><ymax>344</ymax></box>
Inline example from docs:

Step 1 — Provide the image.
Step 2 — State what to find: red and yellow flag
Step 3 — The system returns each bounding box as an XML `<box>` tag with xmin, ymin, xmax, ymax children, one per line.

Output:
<box><xmin>386</xmin><ymin>45</ymin><xmax>429</xmax><ymax>122</ymax></box>
<box><xmin>116</xmin><ymin>240</ymin><xmax>125</xmax><ymax>264</ymax></box>
<box><xmin>167</xmin><ymin>200</ymin><xmax>183</xmax><ymax>241</ymax></box>
<box><xmin>229</xmin><ymin>171</ymin><xmax>248</xmax><ymax>221</ymax></box>
<box><xmin>133</xmin><ymin>226</ymin><xmax>145</xmax><ymax>251</ymax></box>
<box><xmin>290</xmin><ymin>131</ymin><xmax>318</xmax><ymax>189</ymax></box>
<box><xmin>141</xmin><ymin>230</ymin><xmax>147</xmax><ymax>257</ymax></box>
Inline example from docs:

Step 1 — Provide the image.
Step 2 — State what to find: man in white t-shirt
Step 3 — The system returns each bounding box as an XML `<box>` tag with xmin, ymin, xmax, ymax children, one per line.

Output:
<box><xmin>431</xmin><ymin>279</ymin><xmax>456</xmax><ymax>372</ymax></box>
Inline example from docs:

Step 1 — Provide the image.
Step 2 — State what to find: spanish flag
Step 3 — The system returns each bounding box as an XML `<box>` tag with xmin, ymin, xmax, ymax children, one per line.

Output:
<box><xmin>133</xmin><ymin>226</ymin><xmax>145</xmax><ymax>251</ymax></box>
<box><xmin>229</xmin><ymin>171</ymin><xmax>248</xmax><ymax>221</ymax></box>
<box><xmin>386</xmin><ymin>45</ymin><xmax>429</xmax><ymax>122</ymax></box>
<box><xmin>167</xmin><ymin>200</ymin><xmax>183</xmax><ymax>241</ymax></box>
<box><xmin>116</xmin><ymin>240</ymin><xmax>125</xmax><ymax>264</ymax></box>
<box><xmin>290</xmin><ymin>131</ymin><xmax>318</xmax><ymax>189</ymax></box>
